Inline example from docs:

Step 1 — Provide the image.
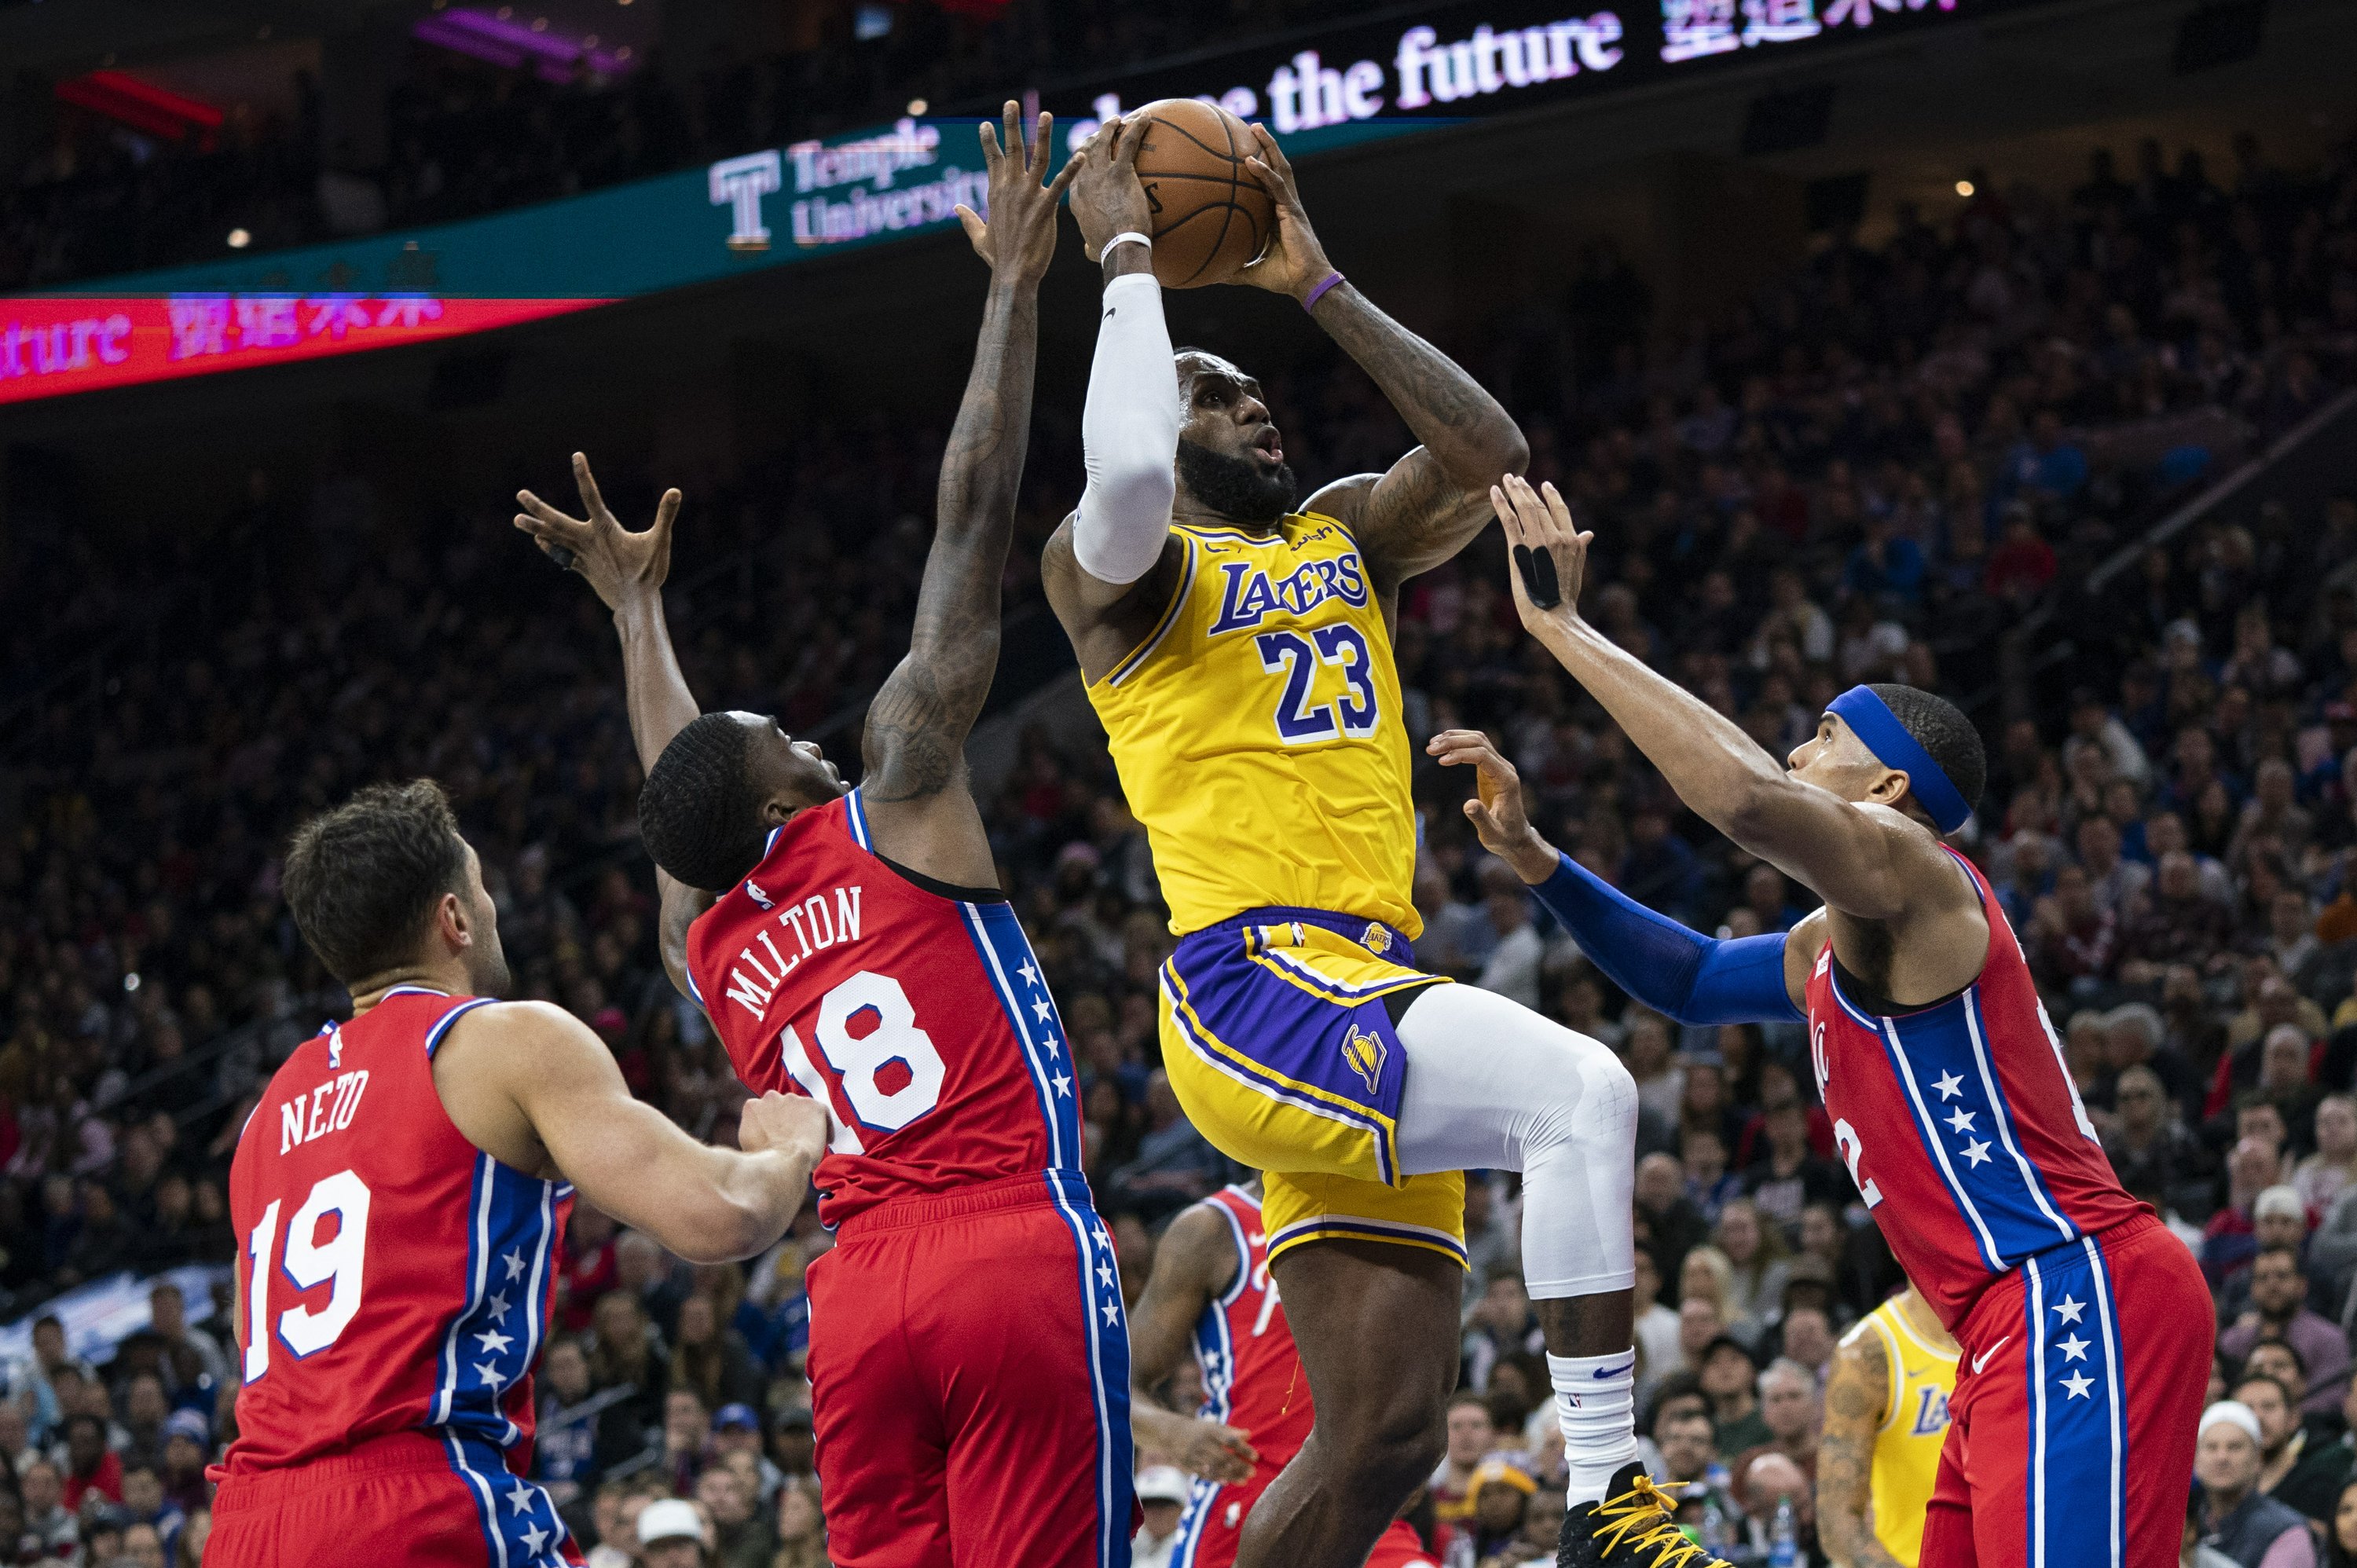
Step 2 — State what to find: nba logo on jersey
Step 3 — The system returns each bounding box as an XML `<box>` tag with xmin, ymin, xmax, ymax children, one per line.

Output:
<box><xmin>1342</xmin><ymin>1028</ymin><xmax>1386</xmax><ymax>1096</ymax></box>
<box><xmin>746</xmin><ymin>880</ymin><xmax>775</xmax><ymax>910</ymax></box>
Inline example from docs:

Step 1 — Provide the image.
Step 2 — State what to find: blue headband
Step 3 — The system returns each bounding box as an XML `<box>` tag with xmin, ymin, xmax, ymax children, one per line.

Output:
<box><xmin>1827</xmin><ymin>686</ymin><xmax>1973</xmax><ymax>833</ymax></box>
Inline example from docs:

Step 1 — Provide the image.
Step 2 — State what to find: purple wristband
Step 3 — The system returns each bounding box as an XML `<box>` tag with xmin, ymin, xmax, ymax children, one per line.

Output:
<box><xmin>1302</xmin><ymin>271</ymin><xmax>1345</xmax><ymax>312</ymax></box>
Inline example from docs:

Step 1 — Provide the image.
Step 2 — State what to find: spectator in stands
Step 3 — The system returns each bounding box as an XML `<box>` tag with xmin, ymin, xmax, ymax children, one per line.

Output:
<box><xmin>1634</xmin><ymin>1153</ymin><xmax>1707</xmax><ymax>1284</ymax></box>
<box><xmin>145</xmin><ymin>1284</ymin><xmax>227</xmax><ymax>1398</ymax></box>
<box><xmin>1699</xmin><ymin>1336</ymin><xmax>1767</xmax><ymax>1460</ymax></box>
<box><xmin>1732</xmin><ymin>1450</ymin><xmax>1817</xmax><ymax>1562</ymax></box>
<box><xmin>771</xmin><ymin>1477</ymin><xmax>828</xmax><ymax>1568</ymax></box>
<box><xmin>670</xmin><ymin>1293</ymin><xmax>761</xmax><ymax>1414</ymax></box>
<box><xmin>588</xmin><ymin>1289</ymin><xmax>666</xmax><ymax>1469</ymax></box>
<box><xmin>61</xmin><ymin>1411</ymin><xmax>122</xmax><ymax>1508</ymax></box>
<box><xmin>2322</xmin><ymin>1477</ymin><xmax>2357</xmax><ymax>1568</ymax></box>
<box><xmin>2196</xmin><ymin>1401</ymin><xmax>2317</xmax><ymax>1567</ymax></box>
<box><xmin>1461</xmin><ymin>1176</ymin><xmax>1520</xmax><ymax>1298</ymax></box>
<box><xmin>662</xmin><ymin>1389</ymin><xmax>710</xmax><ymax>1496</ymax></box>
<box><xmin>21</xmin><ymin>1458</ymin><xmax>74</xmax><ymax>1559</ymax></box>
<box><xmin>1131</xmin><ymin>1466</ymin><xmax>1190</xmax><ymax>1568</ymax></box>
<box><xmin>2121</xmin><ymin>852</ymin><xmax>2238</xmax><ymax>986</ymax></box>
<box><xmin>709</xmin><ymin>1405</ymin><xmax>780</xmax><ymax>1506</ymax></box>
<box><xmin>534</xmin><ymin>1337</ymin><xmax>604</xmax><ymax>1505</ymax></box>
<box><xmin>2106</xmin><ymin>1064</ymin><xmax>2211</xmax><ymax>1211</ymax></box>
<box><xmin>1476</xmin><ymin>863</ymin><xmax>1544</xmax><ymax>1009</ymax></box>
<box><xmin>617</xmin><ymin>1230</ymin><xmax>692</xmax><ymax>1342</ymax></box>
<box><xmin>636</xmin><ymin>1497</ymin><xmax>711</xmax><ymax>1568</ymax></box>
<box><xmin>2278</xmin><ymin>1374</ymin><xmax>2357</xmax><ymax>1524</ymax></box>
<box><xmin>1777</xmin><ymin>1306</ymin><xmax>1837</xmax><ymax>1383</ymax></box>
<box><xmin>2238</xmin><ymin>1374</ymin><xmax>2319</xmax><ymax>1498</ymax></box>
<box><xmin>766</xmin><ymin>1407</ymin><xmax>816</xmax><ymax>1489</ymax></box>
<box><xmin>1649</xmin><ymin>1404</ymin><xmax>1737</xmax><ymax>1518</ymax></box>
<box><xmin>156</xmin><ymin>1412</ymin><xmax>208</xmax><ymax>1519</ymax></box>
<box><xmin>695</xmin><ymin>1460</ymin><xmax>772</xmax><ymax>1568</ymax></box>
<box><xmin>1713</xmin><ymin>1200</ymin><xmax>1791</xmax><ymax>1342</ymax></box>
<box><xmin>2223</xmin><ymin>1245</ymin><xmax>2351</xmax><ymax>1412</ymax></box>
<box><xmin>1431</xmin><ymin>1391</ymin><xmax>1497</xmax><ymax>1527</ymax></box>
<box><xmin>1739</xmin><ymin>1101</ymin><xmax>1846</xmax><ymax>1238</ymax></box>
<box><xmin>2298</xmin><ymin>1096</ymin><xmax>2357</xmax><ymax>1215</ymax></box>
<box><xmin>1732</xmin><ymin>1357</ymin><xmax>1820</xmax><ymax>1489</ymax></box>
<box><xmin>1103</xmin><ymin>1072</ymin><xmax>1229</xmax><ymax>1223</ymax></box>
<box><xmin>2209</xmin><ymin>1141</ymin><xmax>2289</xmax><ymax>1284</ymax></box>
<box><xmin>1630</xmin><ymin>1248</ymin><xmax>1681</xmax><ymax>1399</ymax></box>
<box><xmin>1461</xmin><ymin>1270</ymin><xmax>1544</xmax><ymax>1393</ymax></box>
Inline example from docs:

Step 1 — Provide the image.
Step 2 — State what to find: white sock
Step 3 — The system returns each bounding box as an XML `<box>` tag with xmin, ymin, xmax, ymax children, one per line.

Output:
<box><xmin>1550</xmin><ymin>1349</ymin><xmax>1640</xmax><ymax>1505</ymax></box>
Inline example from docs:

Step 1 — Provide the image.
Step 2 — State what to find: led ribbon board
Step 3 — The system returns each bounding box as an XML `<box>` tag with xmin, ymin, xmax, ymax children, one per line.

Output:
<box><xmin>5</xmin><ymin>0</ymin><xmax>2035</xmax><ymax>405</ymax></box>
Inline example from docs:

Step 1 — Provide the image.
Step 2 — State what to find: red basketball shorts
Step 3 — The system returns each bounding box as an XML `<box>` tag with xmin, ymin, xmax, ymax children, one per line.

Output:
<box><xmin>207</xmin><ymin>1430</ymin><xmax>582</xmax><ymax>1567</ymax></box>
<box><xmin>806</xmin><ymin>1171</ymin><xmax>1135</xmax><ymax>1568</ymax></box>
<box><xmin>1919</xmin><ymin>1214</ymin><xmax>2210</xmax><ymax>1568</ymax></box>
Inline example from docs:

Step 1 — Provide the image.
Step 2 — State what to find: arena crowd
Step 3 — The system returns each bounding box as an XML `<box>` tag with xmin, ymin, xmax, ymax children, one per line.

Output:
<box><xmin>0</xmin><ymin>108</ymin><xmax>2355</xmax><ymax>1566</ymax></box>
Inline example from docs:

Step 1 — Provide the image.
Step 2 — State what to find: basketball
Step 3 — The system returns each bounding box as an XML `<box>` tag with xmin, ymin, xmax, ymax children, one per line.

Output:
<box><xmin>1130</xmin><ymin>97</ymin><xmax>1274</xmax><ymax>288</ymax></box>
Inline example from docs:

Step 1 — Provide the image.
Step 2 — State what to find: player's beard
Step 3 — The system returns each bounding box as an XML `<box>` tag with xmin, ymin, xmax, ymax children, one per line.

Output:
<box><xmin>1176</xmin><ymin>438</ymin><xmax>1298</xmax><ymax>526</ymax></box>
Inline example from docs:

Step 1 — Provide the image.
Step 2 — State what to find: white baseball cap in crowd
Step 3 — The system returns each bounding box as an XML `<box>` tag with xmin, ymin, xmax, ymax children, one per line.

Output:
<box><xmin>638</xmin><ymin>1497</ymin><xmax>706</xmax><ymax>1547</ymax></box>
<box><xmin>2199</xmin><ymin>1401</ymin><xmax>2263</xmax><ymax>1446</ymax></box>
<box><xmin>1137</xmin><ymin>1466</ymin><xmax>1191</xmax><ymax>1505</ymax></box>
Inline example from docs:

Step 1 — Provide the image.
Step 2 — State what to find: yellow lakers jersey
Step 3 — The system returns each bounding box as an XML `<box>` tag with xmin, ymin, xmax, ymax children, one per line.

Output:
<box><xmin>1085</xmin><ymin>513</ymin><xmax>1420</xmax><ymax>937</ymax></box>
<box><xmin>1846</xmin><ymin>1296</ymin><xmax>1957</xmax><ymax>1567</ymax></box>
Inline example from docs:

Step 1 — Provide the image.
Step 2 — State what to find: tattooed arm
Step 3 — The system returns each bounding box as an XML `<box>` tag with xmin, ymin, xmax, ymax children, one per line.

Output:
<box><xmin>1816</xmin><ymin>1325</ymin><xmax>1904</xmax><ymax>1568</ymax></box>
<box><xmin>857</xmin><ymin>106</ymin><xmax>1074</xmax><ymax>887</ymax></box>
<box><xmin>515</xmin><ymin>454</ymin><xmax>714</xmax><ymax>1003</ymax></box>
<box><xmin>1233</xmin><ymin>125</ymin><xmax>1527</xmax><ymax>606</ymax></box>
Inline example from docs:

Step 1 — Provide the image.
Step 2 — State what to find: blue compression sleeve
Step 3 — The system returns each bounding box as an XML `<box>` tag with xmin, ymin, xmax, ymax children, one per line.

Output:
<box><xmin>1530</xmin><ymin>851</ymin><xmax>1803</xmax><ymax>1025</ymax></box>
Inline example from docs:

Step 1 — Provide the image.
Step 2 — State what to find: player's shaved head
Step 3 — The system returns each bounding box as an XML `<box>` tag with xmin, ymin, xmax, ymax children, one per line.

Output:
<box><xmin>640</xmin><ymin>711</ymin><xmax>844</xmax><ymax>892</ymax></box>
<box><xmin>641</xmin><ymin>713</ymin><xmax>774</xmax><ymax>892</ymax></box>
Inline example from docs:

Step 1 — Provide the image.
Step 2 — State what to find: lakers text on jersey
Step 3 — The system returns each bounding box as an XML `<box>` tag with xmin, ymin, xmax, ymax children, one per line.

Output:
<box><xmin>1844</xmin><ymin>1299</ymin><xmax>1956</xmax><ymax>1567</ymax></box>
<box><xmin>1086</xmin><ymin>514</ymin><xmax>1420</xmax><ymax>940</ymax></box>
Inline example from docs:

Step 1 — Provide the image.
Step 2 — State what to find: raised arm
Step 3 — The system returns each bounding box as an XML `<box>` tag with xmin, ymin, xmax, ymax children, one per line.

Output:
<box><xmin>1234</xmin><ymin>125</ymin><xmax>1526</xmax><ymax>601</ymax></box>
<box><xmin>1428</xmin><ymin>728</ymin><xmax>1805</xmax><ymax>1020</ymax></box>
<box><xmin>438</xmin><ymin>1000</ymin><xmax>827</xmax><ymax>1264</ymax></box>
<box><xmin>1039</xmin><ymin>113</ymin><xmax>1193</xmax><ymax>678</ymax></box>
<box><xmin>1486</xmin><ymin>475</ymin><xmax>1942</xmax><ymax>924</ymax></box>
<box><xmin>1816</xmin><ymin>1323</ymin><xmax>1905</xmax><ymax>1568</ymax></box>
<box><xmin>1125</xmin><ymin>1200</ymin><xmax>1259</xmax><ymax>1482</ymax></box>
<box><xmin>857</xmin><ymin>105</ymin><xmax>1075</xmax><ymax>885</ymax></box>
<box><xmin>515</xmin><ymin>454</ymin><xmax>712</xmax><ymax>999</ymax></box>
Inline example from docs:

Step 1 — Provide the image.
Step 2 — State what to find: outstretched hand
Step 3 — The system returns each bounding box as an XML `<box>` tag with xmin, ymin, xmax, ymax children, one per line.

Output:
<box><xmin>955</xmin><ymin>103</ymin><xmax>1078</xmax><ymax>284</ymax></box>
<box><xmin>1236</xmin><ymin>123</ymin><xmax>1335</xmax><ymax>301</ymax></box>
<box><xmin>1491</xmin><ymin>474</ymin><xmax>1592</xmax><ymax>643</ymax></box>
<box><xmin>1069</xmin><ymin>113</ymin><xmax>1154</xmax><ymax>263</ymax></box>
<box><xmin>515</xmin><ymin>452</ymin><xmax>679</xmax><ymax>613</ymax></box>
<box><xmin>1427</xmin><ymin>728</ymin><xmax>1556</xmax><ymax>881</ymax></box>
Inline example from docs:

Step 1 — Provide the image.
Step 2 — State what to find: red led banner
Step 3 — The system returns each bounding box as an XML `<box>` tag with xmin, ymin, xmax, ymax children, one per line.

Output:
<box><xmin>0</xmin><ymin>294</ymin><xmax>610</xmax><ymax>406</ymax></box>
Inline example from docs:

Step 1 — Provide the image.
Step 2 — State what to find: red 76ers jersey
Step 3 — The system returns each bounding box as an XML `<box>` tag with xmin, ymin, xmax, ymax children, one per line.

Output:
<box><xmin>223</xmin><ymin>988</ymin><xmax>574</xmax><ymax>1514</ymax></box>
<box><xmin>1192</xmin><ymin>1186</ymin><xmax>1314</xmax><ymax>1468</ymax></box>
<box><xmin>1804</xmin><ymin>848</ymin><xmax>2146</xmax><ymax>1329</ymax></box>
<box><xmin>685</xmin><ymin>792</ymin><xmax>1087</xmax><ymax>1229</ymax></box>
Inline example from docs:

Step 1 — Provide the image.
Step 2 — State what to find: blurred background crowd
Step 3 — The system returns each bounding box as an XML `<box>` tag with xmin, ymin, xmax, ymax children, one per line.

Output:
<box><xmin>5</xmin><ymin>2</ymin><xmax>2357</xmax><ymax>1563</ymax></box>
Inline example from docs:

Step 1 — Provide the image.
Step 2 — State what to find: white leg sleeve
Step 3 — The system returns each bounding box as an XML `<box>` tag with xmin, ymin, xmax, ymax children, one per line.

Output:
<box><xmin>1393</xmin><ymin>982</ymin><xmax>1638</xmax><ymax>1299</ymax></box>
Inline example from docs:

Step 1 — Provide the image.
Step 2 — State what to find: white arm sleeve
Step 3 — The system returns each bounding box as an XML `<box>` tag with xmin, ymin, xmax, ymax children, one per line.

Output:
<box><xmin>1073</xmin><ymin>271</ymin><xmax>1180</xmax><ymax>586</ymax></box>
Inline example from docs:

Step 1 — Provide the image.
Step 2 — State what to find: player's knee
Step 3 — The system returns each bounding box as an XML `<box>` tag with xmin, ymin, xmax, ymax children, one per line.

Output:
<box><xmin>1571</xmin><ymin>1039</ymin><xmax>1638</xmax><ymax>1141</ymax></box>
<box><xmin>1324</xmin><ymin>1383</ymin><xmax>1448</xmax><ymax>1502</ymax></box>
<box><xmin>1522</xmin><ymin>1026</ymin><xmax>1637</xmax><ymax>1156</ymax></box>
